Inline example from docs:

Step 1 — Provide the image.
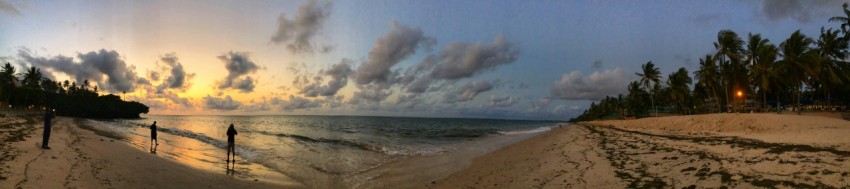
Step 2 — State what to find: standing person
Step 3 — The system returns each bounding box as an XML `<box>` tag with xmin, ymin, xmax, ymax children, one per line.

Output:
<box><xmin>150</xmin><ymin>121</ymin><xmax>159</xmax><ymax>152</ymax></box>
<box><xmin>226</xmin><ymin>124</ymin><xmax>238</xmax><ymax>163</ymax></box>
<box><xmin>41</xmin><ymin>108</ymin><xmax>56</xmax><ymax>149</ymax></box>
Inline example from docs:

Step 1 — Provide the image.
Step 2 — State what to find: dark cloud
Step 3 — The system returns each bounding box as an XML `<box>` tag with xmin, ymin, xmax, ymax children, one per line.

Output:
<box><xmin>349</xmin><ymin>86</ymin><xmax>392</xmax><ymax>105</ymax></box>
<box><xmin>592</xmin><ymin>60</ymin><xmax>603</xmax><ymax>69</ymax></box>
<box><xmin>18</xmin><ymin>49</ymin><xmax>145</xmax><ymax>93</ymax></box>
<box><xmin>216</xmin><ymin>51</ymin><xmax>260</xmax><ymax>93</ymax></box>
<box><xmin>155</xmin><ymin>53</ymin><xmax>194</xmax><ymax>94</ymax></box>
<box><xmin>203</xmin><ymin>95</ymin><xmax>241</xmax><ymax>110</ymax></box>
<box><xmin>271</xmin><ymin>95</ymin><xmax>321</xmax><ymax>111</ymax></box>
<box><xmin>270</xmin><ymin>0</ymin><xmax>332</xmax><ymax>53</ymax></box>
<box><xmin>0</xmin><ymin>0</ymin><xmax>21</xmax><ymax>16</ymax></box>
<box><xmin>149</xmin><ymin>71</ymin><xmax>160</xmax><ymax>82</ymax></box>
<box><xmin>488</xmin><ymin>95</ymin><xmax>519</xmax><ymax>107</ymax></box>
<box><xmin>355</xmin><ymin>21</ymin><xmax>435</xmax><ymax>86</ymax></box>
<box><xmin>233</xmin><ymin>76</ymin><xmax>256</xmax><ymax>93</ymax></box>
<box><xmin>429</xmin><ymin>35</ymin><xmax>518</xmax><ymax>80</ymax></box>
<box><xmin>298</xmin><ymin>59</ymin><xmax>353</xmax><ymax>97</ymax></box>
<box><xmin>443</xmin><ymin>81</ymin><xmax>493</xmax><ymax>103</ymax></box>
<box><xmin>761</xmin><ymin>0</ymin><xmax>842</xmax><ymax>23</ymax></box>
<box><xmin>551</xmin><ymin>67</ymin><xmax>631</xmax><ymax>101</ymax></box>
<box><xmin>394</xmin><ymin>94</ymin><xmax>426</xmax><ymax>111</ymax></box>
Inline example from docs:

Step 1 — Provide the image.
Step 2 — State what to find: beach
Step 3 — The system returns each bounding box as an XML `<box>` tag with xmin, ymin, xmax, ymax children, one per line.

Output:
<box><xmin>436</xmin><ymin>113</ymin><xmax>850</xmax><ymax>188</ymax></box>
<box><xmin>0</xmin><ymin>113</ymin><xmax>554</xmax><ymax>188</ymax></box>
<box><xmin>3</xmin><ymin>112</ymin><xmax>850</xmax><ymax>188</ymax></box>
<box><xmin>0</xmin><ymin>113</ymin><xmax>304</xmax><ymax>189</ymax></box>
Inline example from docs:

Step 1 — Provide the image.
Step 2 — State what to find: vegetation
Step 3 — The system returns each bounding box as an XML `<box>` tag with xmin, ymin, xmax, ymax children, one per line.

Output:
<box><xmin>571</xmin><ymin>3</ymin><xmax>850</xmax><ymax>122</ymax></box>
<box><xmin>0</xmin><ymin>63</ymin><xmax>148</xmax><ymax>119</ymax></box>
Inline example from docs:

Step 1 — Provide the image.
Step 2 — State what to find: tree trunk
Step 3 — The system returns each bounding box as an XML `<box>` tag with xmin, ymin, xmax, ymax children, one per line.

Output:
<box><xmin>763</xmin><ymin>90</ymin><xmax>767</xmax><ymax>112</ymax></box>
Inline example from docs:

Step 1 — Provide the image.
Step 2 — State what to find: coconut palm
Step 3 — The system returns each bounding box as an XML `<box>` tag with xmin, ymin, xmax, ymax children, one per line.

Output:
<box><xmin>694</xmin><ymin>55</ymin><xmax>721</xmax><ymax>112</ymax></box>
<box><xmin>815</xmin><ymin>27</ymin><xmax>849</xmax><ymax>106</ymax></box>
<box><xmin>778</xmin><ymin>30</ymin><xmax>817</xmax><ymax>111</ymax></box>
<box><xmin>713</xmin><ymin>30</ymin><xmax>744</xmax><ymax>111</ymax></box>
<box><xmin>0</xmin><ymin>63</ymin><xmax>16</xmax><ymax>103</ymax></box>
<box><xmin>636</xmin><ymin>61</ymin><xmax>661</xmax><ymax>116</ymax></box>
<box><xmin>749</xmin><ymin>40</ymin><xmax>779</xmax><ymax>111</ymax></box>
<box><xmin>668</xmin><ymin>67</ymin><xmax>692</xmax><ymax>114</ymax></box>
<box><xmin>829</xmin><ymin>3</ymin><xmax>850</xmax><ymax>37</ymax></box>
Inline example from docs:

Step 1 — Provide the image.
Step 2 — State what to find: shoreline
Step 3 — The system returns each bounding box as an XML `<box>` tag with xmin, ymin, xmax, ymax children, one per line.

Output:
<box><xmin>434</xmin><ymin>113</ymin><xmax>850</xmax><ymax>188</ymax></box>
<box><xmin>0</xmin><ymin>114</ymin><xmax>304</xmax><ymax>189</ymax></box>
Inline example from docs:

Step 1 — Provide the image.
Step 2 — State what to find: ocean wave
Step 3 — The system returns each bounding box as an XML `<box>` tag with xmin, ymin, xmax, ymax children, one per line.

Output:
<box><xmin>254</xmin><ymin>131</ymin><xmax>447</xmax><ymax>156</ymax></box>
<box><xmin>497</xmin><ymin>126</ymin><xmax>552</xmax><ymax>135</ymax></box>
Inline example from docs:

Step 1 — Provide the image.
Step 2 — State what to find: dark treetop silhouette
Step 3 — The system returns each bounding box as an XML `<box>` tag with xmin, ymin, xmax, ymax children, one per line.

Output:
<box><xmin>0</xmin><ymin>63</ymin><xmax>149</xmax><ymax>119</ymax></box>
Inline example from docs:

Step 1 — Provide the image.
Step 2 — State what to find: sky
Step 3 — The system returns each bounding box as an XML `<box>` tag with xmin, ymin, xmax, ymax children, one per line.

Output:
<box><xmin>0</xmin><ymin>0</ymin><xmax>847</xmax><ymax>120</ymax></box>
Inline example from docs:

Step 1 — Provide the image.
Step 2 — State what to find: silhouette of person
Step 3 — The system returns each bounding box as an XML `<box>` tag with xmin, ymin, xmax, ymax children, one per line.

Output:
<box><xmin>226</xmin><ymin>124</ymin><xmax>238</xmax><ymax>164</ymax></box>
<box><xmin>150</xmin><ymin>121</ymin><xmax>159</xmax><ymax>152</ymax></box>
<box><xmin>41</xmin><ymin>108</ymin><xmax>56</xmax><ymax>149</ymax></box>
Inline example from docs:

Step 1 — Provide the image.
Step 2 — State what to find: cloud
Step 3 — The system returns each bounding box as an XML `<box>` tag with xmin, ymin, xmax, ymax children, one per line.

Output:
<box><xmin>155</xmin><ymin>53</ymin><xmax>194</xmax><ymax>93</ymax></box>
<box><xmin>592</xmin><ymin>60</ymin><xmax>603</xmax><ymax>69</ymax></box>
<box><xmin>760</xmin><ymin>0</ymin><xmax>842</xmax><ymax>23</ymax></box>
<box><xmin>394</xmin><ymin>94</ymin><xmax>426</xmax><ymax>111</ymax></box>
<box><xmin>355</xmin><ymin>21</ymin><xmax>435</xmax><ymax>86</ymax></box>
<box><xmin>551</xmin><ymin>67</ymin><xmax>631</xmax><ymax>101</ymax></box>
<box><xmin>429</xmin><ymin>34</ymin><xmax>518</xmax><ymax>80</ymax></box>
<box><xmin>488</xmin><ymin>95</ymin><xmax>519</xmax><ymax>107</ymax></box>
<box><xmin>270</xmin><ymin>0</ymin><xmax>332</xmax><ymax>53</ymax></box>
<box><xmin>443</xmin><ymin>80</ymin><xmax>494</xmax><ymax>103</ymax></box>
<box><xmin>349</xmin><ymin>87</ymin><xmax>392</xmax><ymax>104</ymax></box>
<box><xmin>297</xmin><ymin>59</ymin><xmax>353</xmax><ymax>97</ymax></box>
<box><xmin>216</xmin><ymin>51</ymin><xmax>260</xmax><ymax>93</ymax></box>
<box><xmin>203</xmin><ymin>95</ymin><xmax>241</xmax><ymax>110</ymax></box>
<box><xmin>18</xmin><ymin>49</ymin><xmax>146</xmax><ymax>93</ymax></box>
<box><xmin>0</xmin><ymin>0</ymin><xmax>21</xmax><ymax>16</ymax></box>
<box><xmin>279</xmin><ymin>95</ymin><xmax>321</xmax><ymax>111</ymax></box>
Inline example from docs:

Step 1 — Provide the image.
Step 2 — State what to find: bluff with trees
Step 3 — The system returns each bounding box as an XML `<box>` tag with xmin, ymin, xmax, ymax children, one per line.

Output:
<box><xmin>571</xmin><ymin>3</ymin><xmax>850</xmax><ymax>122</ymax></box>
<box><xmin>0</xmin><ymin>63</ymin><xmax>149</xmax><ymax>119</ymax></box>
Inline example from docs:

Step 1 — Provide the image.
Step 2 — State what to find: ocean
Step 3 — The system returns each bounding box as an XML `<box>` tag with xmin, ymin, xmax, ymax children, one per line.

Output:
<box><xmin>80</xmin><ymin>115</ymin><xmax>558</xmax><ymax>188</ymax></box>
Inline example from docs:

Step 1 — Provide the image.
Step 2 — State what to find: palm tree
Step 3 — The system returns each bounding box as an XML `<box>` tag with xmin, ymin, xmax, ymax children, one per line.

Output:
<box><xmin>816</xmin><ymin>27</ymin><xmax>849</xmax><ymax>107</ymax></box>
<box><xmin>21</xmin><ymin>66</ymin><xmax>44</xmax><ymax>108</ymax></box>
<box><xmin>668</xmin><ymin>67</ymin><xmax>692</xmax><ymax>114</ymax></box>
<box><xmin>829</xmin><ymin>3</ymin><xmax>850</xmax><ymax>37</ymax></box>
<box><xmin>636</xmin><ymin>61</ymin><xmax>661</xmax><ymax>116</ymax></box>
<box><xmin>749</xmin><ymin>40</ymin><xmax>779</xmax><ymax>111</ymax></box>
<box><xmin>0</xmin><ymin>63</ymin><xmax>16</xmax><ymax>104</ymax></box>
<box><xmin>778</xmin><ymin>30</ymin><xmax>816</xmax><ymax>112</ymax></box>
<box><xmin>694</xmin><ymin>55</ymin><xmax>721</xmax><ymax>112</ymax></box>
<box><xmin>713</xmin><ymin>30</ymin><xmax>744</xmax><ymax>111</ymax></box>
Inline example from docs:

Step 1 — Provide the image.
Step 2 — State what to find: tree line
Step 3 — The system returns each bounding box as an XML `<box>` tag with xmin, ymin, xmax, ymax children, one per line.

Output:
<box><xmin>0</xmin><ymin>63</ymin><xmax>149</xmax><ymax>119</ymax></box>
<box><xmin>571</xmin><ymin>3</ymin><xmax>850</xmax><ymax>122</ymax></box>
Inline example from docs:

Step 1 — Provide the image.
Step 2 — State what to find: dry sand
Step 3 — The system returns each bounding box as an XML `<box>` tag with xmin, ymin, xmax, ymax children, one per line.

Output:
<box><xmin>0</xmin><ymin>113</ymin><xmax>304</xmax><ymax>189</ymax></box>
<box><xmin>435</xmin><ymin>113</ymin><xmax>850</xmax><ymax>188</ymax></box>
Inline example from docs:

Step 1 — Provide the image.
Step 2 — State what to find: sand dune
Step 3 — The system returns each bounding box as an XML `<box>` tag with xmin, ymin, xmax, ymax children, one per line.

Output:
<box><xmin>435</xmin><ymin>113</ymin><xmax>850</xmax><ymax>188</ymax></box>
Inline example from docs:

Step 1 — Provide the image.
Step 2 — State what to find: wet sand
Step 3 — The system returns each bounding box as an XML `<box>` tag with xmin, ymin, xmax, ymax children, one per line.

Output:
<box><xmin>0</xmin><ymin>113</ymin><xmax>304</xmax><ymax>189</ymax></box>
<box><xmin>435</xmin><ymin>113</ymin><xmax>850</xmax><ymax>188</ymax></box>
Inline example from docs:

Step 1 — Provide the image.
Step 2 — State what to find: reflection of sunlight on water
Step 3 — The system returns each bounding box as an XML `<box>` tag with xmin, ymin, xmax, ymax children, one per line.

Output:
<box><xmin>88</xmin><ymin>120</ymin><xmax>300</xmax><ymax>186</ymax></box>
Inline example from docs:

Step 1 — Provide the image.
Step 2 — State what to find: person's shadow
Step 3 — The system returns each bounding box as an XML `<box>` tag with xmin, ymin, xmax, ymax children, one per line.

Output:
<box><xmin>150</xmin><ymin>144</ymin><xmax>157</xmax><ymax>154</ymax></box>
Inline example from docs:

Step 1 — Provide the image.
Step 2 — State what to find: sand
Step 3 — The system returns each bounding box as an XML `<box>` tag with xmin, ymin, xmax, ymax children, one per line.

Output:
<box><xmin>435</xmin><ymin>113</ymin><xmax>850</xmax><ymax>188</ymax></box>
<box><xmin>0</xmin><ymin>112</ymin><xmax>304</xmax><ymax>189</ymax></box>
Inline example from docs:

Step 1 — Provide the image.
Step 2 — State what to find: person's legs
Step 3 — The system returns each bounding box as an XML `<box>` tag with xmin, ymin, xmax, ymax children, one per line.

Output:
<box><xmin>42</xmin><ymin>125</ymin><xmax>51</xmax><ymax>148</ymax></box>
<box><xmin>226</xmin><ymin>142</ymin><xmax>232</xmax><ymax>161</ymax></box>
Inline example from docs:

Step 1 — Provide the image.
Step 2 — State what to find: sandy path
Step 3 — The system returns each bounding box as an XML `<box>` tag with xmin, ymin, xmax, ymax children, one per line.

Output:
<box><xmin>0</xmin><ymin>116</ymin><xmax>304</xmax><ymax>189</ymax></box>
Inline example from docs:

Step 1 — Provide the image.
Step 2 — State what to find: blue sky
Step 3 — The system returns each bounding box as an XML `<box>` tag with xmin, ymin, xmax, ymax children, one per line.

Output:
<box><xmin>0</xmin><ymin>0</ymin><xmax>847</xmax><ymax>120</ymax></box>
